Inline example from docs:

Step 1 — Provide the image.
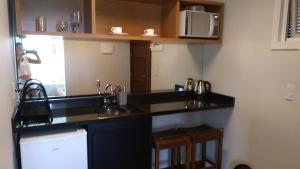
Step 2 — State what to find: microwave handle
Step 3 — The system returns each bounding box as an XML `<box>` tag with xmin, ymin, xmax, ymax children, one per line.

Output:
<box><xmin>209</xmin><ymin>14</ymin><xmax>215</xmax><ymax>37</ymax></box>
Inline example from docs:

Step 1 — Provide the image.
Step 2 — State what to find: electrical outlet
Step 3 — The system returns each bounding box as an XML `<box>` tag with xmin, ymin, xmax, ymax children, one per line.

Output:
<box><xmin>285</xmin><ymin>83</ymin><xmax>296</xmax><ymax>101</ymax></box>
<box><xmin>100</xmin><ymin>42</ymin><xmax>114</xmax><ymax>54</ymax></box>
<box><xmin>150</xmin><ymin>43</ymin><xmax>163</xmax><ymax>51</ymax></box>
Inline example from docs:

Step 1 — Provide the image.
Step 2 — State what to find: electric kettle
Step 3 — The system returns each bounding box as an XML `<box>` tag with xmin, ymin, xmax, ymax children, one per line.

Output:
<box><xmin>184</xmin><ymin>78</ymin><xmax>195</xmax><ymax>91</ymax></box>
<box><xmin>194</xmin><ymin>80</ymin><xmax>211</xmax><ymax>95</ymax></box>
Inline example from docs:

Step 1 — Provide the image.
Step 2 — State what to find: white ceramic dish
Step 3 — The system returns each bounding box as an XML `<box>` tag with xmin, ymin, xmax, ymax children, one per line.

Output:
<box><xmin>109</xmin><ymin>32</ymin><xmax>128</xmax><ymax>35</ymax></box>
<box><xmin>141</xmin><ymin>34</ymin><xmax>158</xmax><ymax>37</ymax></box>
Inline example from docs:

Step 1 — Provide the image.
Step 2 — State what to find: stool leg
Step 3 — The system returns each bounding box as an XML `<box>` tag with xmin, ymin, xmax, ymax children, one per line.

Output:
<box><xmin>202</xmin><ymin>142</ymin><xmax>207</xmax><ymax>162</ymax></box>
<box><xmin>155</xmin><ymin>146</ymin><xmax>160</xmax><ymax>169</ymax></box>
<box><xmin>191</xmin><ymin>140</ymin><xmax>196</xmax><ymax>169</ymax></box>
<box><xmin>177</xmin><ymin>146</ymin><xmax>181</xmax><ymax>166</ymax></box>
<box><xmin>215</xmin><ymin>134</ymin><xmax>223</xmax><ymax>169</ymax></box>
<box><xmin>185</xmin><ymin>142</ymin><xmax>190</xmax><ymax>169</ymax></box>
<box><xmin>171</xmin><ymin>148</ymin><xmax>176</xmax><ymax>168</ymax></box>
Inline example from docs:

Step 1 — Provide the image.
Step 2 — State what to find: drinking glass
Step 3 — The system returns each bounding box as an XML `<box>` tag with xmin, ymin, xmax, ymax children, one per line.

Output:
<box><xmin>70</xmin><ymin>11</ymin><xmax>82</xmax><ymax>33</ymax></box>
<box><xmin>56</xmin><ymin>20</ymin><xmax>68</xmax><ymax>32</ymax></box>
<box><xmin>35</xmin><ymin>16</ymin><xmax>46</xmax><ymax>32</ymax></box>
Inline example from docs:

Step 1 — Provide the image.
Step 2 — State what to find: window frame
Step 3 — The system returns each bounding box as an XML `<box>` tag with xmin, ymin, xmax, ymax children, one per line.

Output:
<box><xmin>271</xmin><ymin>0</ymin><xmax>300</xmax><ymax>50</ymax></box>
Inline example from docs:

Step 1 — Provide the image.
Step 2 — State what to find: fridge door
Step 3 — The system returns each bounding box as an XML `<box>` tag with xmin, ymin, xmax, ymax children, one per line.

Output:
<box><xmin>20</xmin><ymin>129</ymin><xmax>87</xmax><ymax>169</ymax></box>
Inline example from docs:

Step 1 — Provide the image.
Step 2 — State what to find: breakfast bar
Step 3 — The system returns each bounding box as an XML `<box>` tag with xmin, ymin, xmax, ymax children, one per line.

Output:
<box><xmin>12</xmin><ymin>90</ymin><xmax>234</xmax><ymax>169</ymax></box>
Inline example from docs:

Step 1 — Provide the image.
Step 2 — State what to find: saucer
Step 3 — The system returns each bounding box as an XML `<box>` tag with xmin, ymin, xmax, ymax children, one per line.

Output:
<box><xmin>109</xmin><ymin>32</ymin><xmax>128</xmax><ymax>35</ymax></box>
<box><xmin>141</xmin><ymin>34</ymin><xmax>158</xmax><ymax>37</ymax></box>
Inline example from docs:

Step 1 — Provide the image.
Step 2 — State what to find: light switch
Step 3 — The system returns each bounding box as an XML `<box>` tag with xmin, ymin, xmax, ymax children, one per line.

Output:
<box><xmin>285</xmin><ymin>83</ymin><xmax>296</xmax><ymax>101</ymax></box>
<box><xmin>150</xmin><ymin>42</ymin><xmax>163</xmax><ymax>51</ymax></box>
<box><xmin>100</xmin><ymin>42</ymin><xmax>114</xmax><ymax>54</ymax></box>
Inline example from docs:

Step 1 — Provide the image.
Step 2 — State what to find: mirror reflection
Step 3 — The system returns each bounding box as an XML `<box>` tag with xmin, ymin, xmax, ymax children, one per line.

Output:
<box><xmin>16</xmin><ymin>35</ymin><xmax>130</xmax><ymax>97</ymax></box>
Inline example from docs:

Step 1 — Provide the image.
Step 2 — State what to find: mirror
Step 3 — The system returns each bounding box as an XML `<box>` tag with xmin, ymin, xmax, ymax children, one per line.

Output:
<box><xmin>15</xmin><ymin>35</ymin><xmax>204</xmax><ymax>97</ymax></box>
<box><xmin>15</xmin><ymin>35</ymin><xmax>130</xmax><ymax>97</ymax></box>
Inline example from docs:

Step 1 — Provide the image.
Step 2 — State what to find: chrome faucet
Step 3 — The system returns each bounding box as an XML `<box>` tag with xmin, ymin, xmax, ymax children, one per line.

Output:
<box><xmin>105</xmin><ymin>84</ymin><xmax>113</xmax><ymax>95</ymax></box>
<box><xmin>103</xmin><ymin>83</ymin><xmax>114</xmax><ymax>110</ymax></box>
<box><xmin>96</xmin><ymin>80</ymin><xmax>115</xmax><ymax>111</ymax></box>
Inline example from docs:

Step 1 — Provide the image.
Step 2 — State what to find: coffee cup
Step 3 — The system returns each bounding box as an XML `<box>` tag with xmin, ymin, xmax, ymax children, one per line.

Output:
<box><xmin>144</xmin><ymin>28</ymin><xmax>155</xmax><ymax>35</ymax></box>
<box><xmin>111</xmin><ymin>27</ymin><xmax>123</xmax><ymax>34</ymax></box>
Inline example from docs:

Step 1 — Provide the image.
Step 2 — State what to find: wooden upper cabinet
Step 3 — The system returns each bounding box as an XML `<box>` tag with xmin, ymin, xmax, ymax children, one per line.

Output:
<box><xmin>14</xmin><ymin>0</ymin><xmax>94</xmax><ymax>34</ymax></box>
<box><xmin>13</xmin><ymin>0</ymin><xmax>224</xmax><ymax>44</ymax></box>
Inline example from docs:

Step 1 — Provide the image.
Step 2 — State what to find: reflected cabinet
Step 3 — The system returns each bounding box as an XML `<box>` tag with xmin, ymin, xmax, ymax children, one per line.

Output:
<box><xmin>12</xmin><ymin>0</ymin><xmax>224</xmax><ymax>43</ymax></box>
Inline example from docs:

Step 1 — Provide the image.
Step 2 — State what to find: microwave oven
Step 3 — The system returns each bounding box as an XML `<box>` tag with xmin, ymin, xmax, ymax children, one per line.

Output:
<box><xmin>179</xmin><ymin>10</ymin><xmax>220</xmax><ymax>38</ymax></box>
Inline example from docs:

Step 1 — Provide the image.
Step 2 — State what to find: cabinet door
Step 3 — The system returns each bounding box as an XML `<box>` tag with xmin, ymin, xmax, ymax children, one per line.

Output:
<box><xmin>88</xmin><ymin>117</ymin><xmax>151</xmax><ymax>169</ymax></box>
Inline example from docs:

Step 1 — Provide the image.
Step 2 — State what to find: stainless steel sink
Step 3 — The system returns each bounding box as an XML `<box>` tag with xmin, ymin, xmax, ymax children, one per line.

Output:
<box><xmin>97</xmin><ymin>106</ymin><xmax>128</xmax><ymax>118</ymax></box>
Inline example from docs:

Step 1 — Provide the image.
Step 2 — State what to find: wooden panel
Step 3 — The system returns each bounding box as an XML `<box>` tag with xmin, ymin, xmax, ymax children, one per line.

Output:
<box><xmin>118</xmin><ymin>0</ymin><xmax>166</xmax><ymax>4</ymax></box>
<box><xmin>15</xmin><ymin>0</ymin><xmax>22</xmax><ymax>34</ymax></box>
<box><xmin>84</xmin><ymin>0</ymin><xmax>93</xmax><ymax>33</ymax></box>
<box><xmin>181</xmin><ymin>0</ymin><xmax>224</xmax><ymax>6</ymax></box>
<box><xmin>180</xmin><ymin>0</ymin><xmax>224</xmax><ymax>13</ymax></box>
<box><xmin>95</xmin><ymin>0</ymin><xmax>162</xmax><ymax>36</ymax></box>
<box><xmin>161</xmin><ymin>0</ymin><xmax>180</xmax><ymax>38</ymax></box>
<box><xmin>91</xmin><ymin>0</ymin><xmax>96</xmax><ymax>33</ymax></box>
<box><xmin>217</xmin><ymin>4</ymin><xmax>224</xmax><ymax>43</ymax></box>
<box><xmin>130</xmin><ymin>41</ymin><xmax>151</xmax><ymax>93</ymax></box>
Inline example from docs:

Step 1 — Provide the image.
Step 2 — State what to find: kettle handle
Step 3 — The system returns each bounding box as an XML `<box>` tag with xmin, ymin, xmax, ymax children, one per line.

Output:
<box><xmin>204</xmin><ymin>81</ymin><xmax>211</xmax><ymax>93</ymax></box>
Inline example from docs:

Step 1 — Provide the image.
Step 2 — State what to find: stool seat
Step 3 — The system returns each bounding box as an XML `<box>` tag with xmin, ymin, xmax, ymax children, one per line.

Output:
<box><xmin>152</xmin><ymin>129</ymin><xmax>191</xmax><ymax>169</ymax></box>
<box><xmin>180</xmin><ymin>125</ymin><xmax>222</xmax><ymax>141</ymax></box>
<box><xmin>179</xmin><ymin>125</ymin><xmax>214</xmax><ymax>133</ymax></box>
<box><xmin>179</xmin><ymin>125</ymin><xmax>223</xmax><ymax>169</ymax></box>
<box><xmin>152</xmin><ymin>129</ymin><xmax>186</xmax><ymax>140</ymax></box>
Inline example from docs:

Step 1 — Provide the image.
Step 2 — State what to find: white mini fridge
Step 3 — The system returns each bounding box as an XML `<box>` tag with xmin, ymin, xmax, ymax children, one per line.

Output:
<box><xmin>20</xmin><ymin>129</ymin><xmax>88</xmax><ymax>169</ymax></box>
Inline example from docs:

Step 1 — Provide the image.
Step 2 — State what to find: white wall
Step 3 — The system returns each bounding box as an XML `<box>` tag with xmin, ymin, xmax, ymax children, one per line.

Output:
<box><xmin>0</xmin><ymin>0</ymin><xmax>16</xmax><ymax>169</ymax></box>
<box><xmin>64</xmin><ymin>40</ymin><xmax>130</xmax><ymax>95</ymax></box>
<box><xmin>152</xmin><ymin>43</ymin><xmax>203</xmax><ymax>90</ymax></box>
<box><xmin>64</xmin><ymin>41</ymin><xmax>203</xmax><ymax>95</ymax></box>
<box><xmin>202</xmin><ymin>0</ymin><xmax>300</xmax><ymax>169</ymax></box>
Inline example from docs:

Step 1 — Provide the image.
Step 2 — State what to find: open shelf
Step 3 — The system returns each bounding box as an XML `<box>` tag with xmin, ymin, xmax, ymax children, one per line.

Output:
<box><xmin>14</xmin><ymin>0</ymin><xmax>224</xmax><ymax>44</ymax></box>
<box><xmin>18</xmin><ymin>31</ymin><xmax>221</xmax><ymax>44</ymax></box>
<box><xmin>15</xmin><ymin>0</ymin><xmax>93</xmax><ymax>34</ymax></box>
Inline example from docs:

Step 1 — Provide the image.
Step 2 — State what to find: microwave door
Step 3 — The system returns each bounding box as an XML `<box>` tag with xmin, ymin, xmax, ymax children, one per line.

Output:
<box><xmin>191</xmin><ymin>12</ymin><xmax>211</xmax><ymax>37</ymax></box>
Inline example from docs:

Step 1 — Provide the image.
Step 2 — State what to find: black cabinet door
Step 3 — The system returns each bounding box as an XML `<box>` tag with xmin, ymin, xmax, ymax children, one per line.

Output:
<box><xmin>88</xmin><ymin>117</ymin><xmax>151</xmax><ymax>169</ymax></box>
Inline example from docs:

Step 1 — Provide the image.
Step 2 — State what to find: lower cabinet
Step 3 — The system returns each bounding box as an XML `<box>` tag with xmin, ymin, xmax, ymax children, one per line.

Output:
<box><xmin>88</xmin><ymin>116</ymin><xmax>152</xmax><ymax>169</ymax></box>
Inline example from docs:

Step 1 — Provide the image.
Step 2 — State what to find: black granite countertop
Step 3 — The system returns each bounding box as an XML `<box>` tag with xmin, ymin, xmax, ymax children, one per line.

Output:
<box><xmin>12</xmin><ymin>90</ymin><xmax>235</xmax><ymax>133</ymax></box>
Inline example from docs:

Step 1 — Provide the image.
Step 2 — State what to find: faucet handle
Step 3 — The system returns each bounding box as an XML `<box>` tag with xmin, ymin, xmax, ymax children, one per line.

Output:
<box><xmin>97</xmin><ymin>80</ymin><xmax>101</xmax><ymax>95</ymax></box>
<box><xmin>105</xmin><ymin>84</ymin><xmax>113</xmax><ymax>95</ymax></box>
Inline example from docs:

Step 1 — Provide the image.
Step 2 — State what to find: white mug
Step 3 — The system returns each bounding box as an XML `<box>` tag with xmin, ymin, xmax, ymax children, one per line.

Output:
<box><xmin>111</xmin><ymin>27</ymin><xmax>123</xmax><ymax>34</ymax></box>
<box><xmin>144</xmin><ymin>28</ymin><xmax>155</xmax><ymax>35</ymax></box>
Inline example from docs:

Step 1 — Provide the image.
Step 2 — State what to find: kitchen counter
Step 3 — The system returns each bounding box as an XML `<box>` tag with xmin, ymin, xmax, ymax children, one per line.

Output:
<box><xmin>12</xmin><ymin>90</ymin><xmax>235</xmax><ymax>133</ymax></box>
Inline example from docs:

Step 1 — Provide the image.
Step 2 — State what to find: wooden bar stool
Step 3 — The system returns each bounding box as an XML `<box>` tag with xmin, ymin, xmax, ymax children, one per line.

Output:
<box><xmin>152</xmin><ymin>129</ymin><xmax>191</xmax><ymax>169</ymax></box>
<box><xmin>180</xmin><ymin>125</ymin><xmax>223</xmax><ymax>169</ymax></box>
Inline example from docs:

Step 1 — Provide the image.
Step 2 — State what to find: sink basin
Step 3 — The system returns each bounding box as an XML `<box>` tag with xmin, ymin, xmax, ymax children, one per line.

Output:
<box><xmin>96</xmin><ymin>106</ymin><xmax>128</xmax><ymax>118</ymax></box>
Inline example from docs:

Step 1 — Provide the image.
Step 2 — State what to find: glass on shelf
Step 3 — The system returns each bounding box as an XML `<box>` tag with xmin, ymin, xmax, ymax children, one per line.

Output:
<box><xmin>70</xmin><ymin>11</ymin><xmax>82</xmax><ymax>33</ymax></box>
<box><xmin>56</xmin><ymin>20</ymin><xmax>68</xmax><ymax>33</ymax></box>
<box><xmin>35</xmin><ymin>16</ymin><xmax>46</xmax><ymax>32</ymax></box>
